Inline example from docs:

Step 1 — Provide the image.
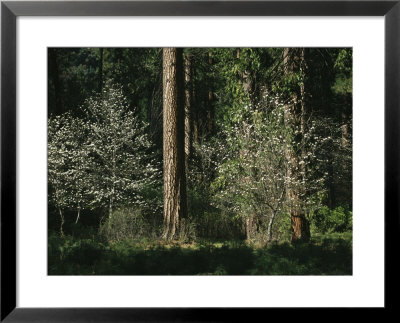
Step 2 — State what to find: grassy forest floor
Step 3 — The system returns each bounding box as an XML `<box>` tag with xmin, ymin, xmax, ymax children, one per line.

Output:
<box><xmin>48</xmin><ymin>231</ymin><xmax>352</xmax><ymax>275</ymax></box>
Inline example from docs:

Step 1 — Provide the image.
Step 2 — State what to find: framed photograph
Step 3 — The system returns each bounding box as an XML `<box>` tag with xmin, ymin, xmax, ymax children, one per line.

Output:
<box><xmin>1</xmin><ymin>0</ymin><xmax>397</xmax><ymax>321</ymax></box>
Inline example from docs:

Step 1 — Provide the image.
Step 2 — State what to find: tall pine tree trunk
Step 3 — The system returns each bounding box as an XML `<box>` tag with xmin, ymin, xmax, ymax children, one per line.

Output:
<box><xmin>192</xmin><ymin>63</ymin><xmax>199</xmax><ymax>145</ymax></box>
<box><xmin>184</xmin><ymin>54</ymin><xmax>192</xmax><ymax>173</ymax></box>
<box><xmin>162</xmin><ymin>48</ymin><xmax>187</xmax><ymax>240</ymax></box>
<box><xmin>283</xmin><ymin>48</ymin><xmax>310</xmax><ymax>243</ymax></box>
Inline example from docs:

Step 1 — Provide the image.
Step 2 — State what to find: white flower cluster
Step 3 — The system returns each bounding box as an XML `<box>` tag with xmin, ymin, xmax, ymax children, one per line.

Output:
<box><xmin>48</xmin><ymin>83</ymin><xmax>161</xmax><ymax>223</ymax></box>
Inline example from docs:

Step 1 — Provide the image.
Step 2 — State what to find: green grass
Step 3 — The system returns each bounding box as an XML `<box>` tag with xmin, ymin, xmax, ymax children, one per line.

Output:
<box><xmin>48</xmin><ymin>232</ymin><xmax>352</xmax><ymax>275</ymax></box>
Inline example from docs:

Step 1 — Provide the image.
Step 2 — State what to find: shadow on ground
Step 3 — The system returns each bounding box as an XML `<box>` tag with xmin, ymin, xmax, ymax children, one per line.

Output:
<box><xmin>48</xmin><ymin>233</ymin><xmax>352</xmax><ymax>275</ymax></box>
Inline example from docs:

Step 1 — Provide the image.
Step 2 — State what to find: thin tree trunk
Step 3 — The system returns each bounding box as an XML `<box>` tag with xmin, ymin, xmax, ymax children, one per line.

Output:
<box><xmin>109</xmin><ymin>149</ymin><xmax>116</xmax><ymax>219</ymax></box>
<box><xmin>75</xmin><ymin>204</ymin><xmax>81</xmax><ymax>224</ymax></box>
<box><xmin>267</xmin><ymin>211</ymin><xmax>278</xmax><ymax>242</ymax></box>
<box><xmin>59</xmin><ymin>207</ymin><xmax>64</xmax><ymax>237</ymax></box>
<box><xmin>109</xmin><ymin>199</ymin><xmax>113</xmax><ymax>219</ymax></box>
<box><xmin>162</xmin><ymin>48</ymin><xmax>187</xmax><ymax>240</ymax></box>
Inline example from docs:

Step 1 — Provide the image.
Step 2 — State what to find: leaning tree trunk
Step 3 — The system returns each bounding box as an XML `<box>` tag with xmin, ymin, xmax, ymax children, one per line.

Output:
<box><xmin>162</xmin><ymin>48</ymin><xmax>187</xmax><ymax>240</ymax></box>
<box><xmin>283</xmin><ymin>48</ymin><xmax>310</xmax><ymax>243</ymax></box>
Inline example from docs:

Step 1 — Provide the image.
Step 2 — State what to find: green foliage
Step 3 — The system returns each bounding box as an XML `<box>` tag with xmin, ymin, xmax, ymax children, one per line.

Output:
<box><xmin>250</xmin><ymin>232</ymin><xmax>352</xmax><ymax>274</ymax></box>
<box><xmin>332</xmin><ymin>75</ymin><xmax>352</xmax><ymax>95</ymax></box>
<box><xmin>99</xmin><ymin>207</ymin><xmax>161</xmax><ymax>243</ymax></box>
<box><xmin>212</xmin><ymin>48</ymin><xmax>272</xmax><ymax>130</ymax></box>
<box><xmin>48</xmin><ymin>48</ymin><xmax>101</xmax><ymax>117</ymax></box>
<box><xmin>273</xmin><ymin>212</ymin><xmax>291</xmax><ymax>241</ymax></box>
<box><xmin>48</xmin><ymin>232</ymin><xmax>352</xmax><ymax>275</ymax></box>
<box><xmin>48</xmin><ymin>232</ymin><xmax>107</xmax><ymax>274</ymax></box>
<box><xmin>102</xmin><ymin>48</ymin><xmax>162</xmax><ymax>124</ymax></box>
<box><xmin>310</xmin><ymin>206</ymin><xmax>352</xmax><ymax>234</ymax></box>
<box><xmin>332</xmin><ymin>48</ymin><xmax>352</xmax><ymax>95</ymax></box>
<box><xmin>334</xmin><ymin>49</ymin><xmax>352</xmax><ymax>75</ymax></box>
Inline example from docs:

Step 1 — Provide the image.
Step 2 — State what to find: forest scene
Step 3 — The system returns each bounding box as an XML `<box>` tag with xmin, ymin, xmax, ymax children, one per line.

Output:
<box><xmin>48</xmin><ymin>48</ymin><xmax>352</xmax><ymax>275</ymax></box>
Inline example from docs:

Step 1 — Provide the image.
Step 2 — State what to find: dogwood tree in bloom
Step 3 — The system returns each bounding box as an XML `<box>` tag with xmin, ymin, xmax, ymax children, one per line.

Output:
<box><xmin>48</xmin><ymin>113</ymin><xmax>93</xmax><ymax>234</ymax></box>
<box><xmin>211</xmin><ymin>94</ymin><xmax>328</xmax><ymax>242</ymax></box>
<box><xmin>48</xmin><ymin>83</ymin><xmax>161</xmax><ymax>229</ymax></box>
<box><xmin>83</xmin><ymin>82</ymin><xmax>161</xmax><ymax>220</ymax></box>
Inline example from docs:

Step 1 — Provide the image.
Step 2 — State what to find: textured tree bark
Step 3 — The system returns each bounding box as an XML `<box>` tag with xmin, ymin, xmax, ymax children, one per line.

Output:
<box><xmin>290</xmin><ymin>212</ymin><xmax>310</xmax><ymax>242</ymax></box>
<box><xmin>190</xmin><ymin>63</ymin><xmax>199</xmax><ymax>145</ymax></box>
<box><xmin>184</xmin><ymin>54</ymin><xmax>192</xmax><ymax>173</ymax></box>
<box><xmin>162</xmin><ymin>48</ymin><xmax>187</xmax><ymax>240</ymax></box>
<box><xmin>283</xmin><ymin>48</ymin><xmax>310</xmax><ymax>243</ymax></box>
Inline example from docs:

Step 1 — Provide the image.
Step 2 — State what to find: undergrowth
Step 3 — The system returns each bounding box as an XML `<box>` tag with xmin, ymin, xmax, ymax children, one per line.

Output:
<box><xmin>48</xmin><ymin>231</ymin><xmax>352</xmax><ymax>275</ymax></box>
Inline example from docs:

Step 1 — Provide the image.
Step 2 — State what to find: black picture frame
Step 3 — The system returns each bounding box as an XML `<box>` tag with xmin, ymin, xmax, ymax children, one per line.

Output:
<box><xmin>1</xmin><ymin>0</ymin><xmax>398</xmax><ymax>321</ymax></box>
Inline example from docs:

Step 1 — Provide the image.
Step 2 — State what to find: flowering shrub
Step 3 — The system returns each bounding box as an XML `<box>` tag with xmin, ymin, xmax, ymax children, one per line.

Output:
<box><xmin>48</xmin><ymin>83</ymin><xmax>162</xmax><ymax>232</ymax></box>
<box><xmin>211</xmin><ymin>94</ymin><xmax>329</xmax><ymax>242</ymax></box>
